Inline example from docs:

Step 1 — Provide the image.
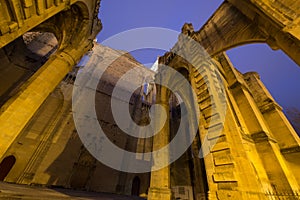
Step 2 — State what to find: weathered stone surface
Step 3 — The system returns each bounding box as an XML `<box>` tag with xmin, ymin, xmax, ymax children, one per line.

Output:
<box><xmin>0</xmin><ymin>1</ymin><xmax>300</xmax><ymax>200</ymax></box>
<box><xmin>0</xmin><ymin>0</ymin><xmax>102</xmax><ymax>161</ymax></box>
<box><xmin>0</xmin><ymin>43</ymin><xmax>154</xmax><ymax>197</ymax></box>
<box><xmin>154</xmin><ymin>0</ymin><xmax>300</xmax><ymax>196</ymax></box>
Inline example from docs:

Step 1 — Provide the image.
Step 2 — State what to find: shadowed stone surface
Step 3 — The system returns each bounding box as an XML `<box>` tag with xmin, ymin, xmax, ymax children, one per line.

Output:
<box><xmin>0</xmin><ymin>182</ymin><xmax>145</xmax><ymax>200</ymax></box>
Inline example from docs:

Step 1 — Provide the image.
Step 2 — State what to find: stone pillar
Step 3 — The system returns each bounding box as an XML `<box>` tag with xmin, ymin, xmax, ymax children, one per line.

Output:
<box><xmin>244</xmin><ymin>72</ymin><xmax>300</xmax><ymax>150</ymax></box>
<box><xmin>148</xmin><ymin>85</ymin><xmax>172</xmax><ymax>200</ymax></box>
<box><xmin>229</xmin><ymin>79</ymin><xmax>300</xmax><ymax>193</ymax></box>
<box><xmin>244</xmin><ymin>72</ymin><xmax>300</xmax><ymax>187</ymax></box>
<box><xmin>0</xmin><ymin>43</ymin><xmax>92</xmax><ymax>159</ymax></box>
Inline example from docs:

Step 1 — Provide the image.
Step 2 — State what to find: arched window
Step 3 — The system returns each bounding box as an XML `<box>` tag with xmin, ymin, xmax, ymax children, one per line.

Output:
<box><xmin>0</xmin><ymin>155</ymin><xmax>16</xmax><ymax>181</ymax></box>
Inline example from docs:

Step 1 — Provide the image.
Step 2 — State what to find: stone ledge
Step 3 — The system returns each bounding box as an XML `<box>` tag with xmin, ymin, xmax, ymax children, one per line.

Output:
<box><xmin>214</xmin><ymin>154</ymin><xmax>234</xmax><ymax>166</ymax></box>
<box><xmin>212</xmin><ymin>172</ymin><xmax>237</xmax><ymax>182</ymax></box>
<box><xmin>251</xmin><ymin>131</ymin><xmax>277</xmax><ymax>143</ymax></box>
<box><xmin>211</xmin><ymin>142</ymin><xmax>230</xmax><ymax>152</ymax></box>
<box><xmin>259</xmin><ymin>101</ymin><xmax>282</xmax><ymax>114</ymax></box>
<box><xmin>281</xmin><ymin>145</ymin><xmax>300</xmax><ymax>154</ymax></box>
<box><xmin>148</xmin><ymin>187</ymin><xmax>172</xmax><ymax>200</ymax></box>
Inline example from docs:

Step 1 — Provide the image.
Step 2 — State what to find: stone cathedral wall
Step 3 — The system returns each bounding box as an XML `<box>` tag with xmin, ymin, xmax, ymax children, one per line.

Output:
<box><xmin>0</xmin><ymin>43</ymin><xmax>155</xmax><ymax>196</ymax></box>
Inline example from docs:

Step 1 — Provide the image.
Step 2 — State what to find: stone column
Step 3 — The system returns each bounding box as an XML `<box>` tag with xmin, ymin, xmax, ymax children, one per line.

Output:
<box><xmin>244</xmin><ymin>72</ymin><xmax>300</xmax><ymax>187</ymax></box>
<box><xmin>243</xmin><ymin>72</ymin><xmax>300</xmax><ymax>150</ymax></box>
<box><xmin>229</xmin><ymin>79</ymin><xmax>300</xmax><ymax>193</ymax></box>
<box><xmin>148</xmin><ymin>85</ymin><xmax>172</xmax><ymax>200</ymax></box>
<box><xmin>0</xmin><ymin>42</ymin><xmax>92</xmax><ymax>159</ymax></box>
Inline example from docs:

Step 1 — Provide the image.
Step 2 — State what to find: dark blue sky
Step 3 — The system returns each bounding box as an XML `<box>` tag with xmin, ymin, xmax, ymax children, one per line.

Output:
<box><xmin>97</xmin><ymin>0</ymin><xmax>300</xmax><ymax>111</ymax></box>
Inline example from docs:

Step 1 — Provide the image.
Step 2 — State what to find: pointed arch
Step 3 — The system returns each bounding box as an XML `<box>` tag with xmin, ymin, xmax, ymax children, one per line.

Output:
<box><xmin>0</xmin><ymin>155</ymin><xmax>16</xmax><ymax>181</ymax></box>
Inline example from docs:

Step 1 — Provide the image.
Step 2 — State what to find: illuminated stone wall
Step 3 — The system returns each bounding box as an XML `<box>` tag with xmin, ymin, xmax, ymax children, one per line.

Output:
<box><xmin>0</xmin><ymin>0</ymin><xmax>102</xmax><ymax>161</ymax></box>
<box><xmin>0</xmin><ymin>44</ymin><xmax>155</xmax><ymax>196</ymax></box>
<box><xmin>0</xmin><ymin>0</ymin><xmax>299</xmax><ymax>200</ymax></box>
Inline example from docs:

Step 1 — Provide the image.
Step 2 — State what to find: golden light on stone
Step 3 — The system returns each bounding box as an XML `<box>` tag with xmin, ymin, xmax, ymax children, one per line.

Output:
<box><xmin>0</xmin><ymin>0</ymin><xmax>299</xmax><ymax>200</ymax></box>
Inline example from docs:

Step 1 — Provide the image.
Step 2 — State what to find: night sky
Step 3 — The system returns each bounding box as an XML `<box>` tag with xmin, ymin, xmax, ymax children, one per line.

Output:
<box><xmin>96</xmin><ymin>0</ymin><xmax>300</xmax><ymax>112</ymax></box>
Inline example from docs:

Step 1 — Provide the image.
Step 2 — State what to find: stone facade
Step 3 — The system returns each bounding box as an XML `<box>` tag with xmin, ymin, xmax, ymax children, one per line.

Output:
<box><xmin>0</xmin><ymin>43</ymin><xmax>155</xmax><ymax>196</ymax></box>
<box><xmin>149</xmin><ymin>25</ymin><xmax>300</xmax><ymax>199</ymax></box>
<box><xmin>0</xmin><ymin>0</ymin><xmax>300</xmax><ymax>200</ymax></box>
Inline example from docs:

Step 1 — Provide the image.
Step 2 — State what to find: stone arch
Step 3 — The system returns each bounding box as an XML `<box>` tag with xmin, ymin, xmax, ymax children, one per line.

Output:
<box><xmin>193</xmin><ymin>2</ymin><xmax>267</xmax><ymax>57</ymax></box>
<box><xmin>0</xmin><ymin>0</ymin><xmax>101</xmax><ymax>165</ymax></box>
<box><xmin>173</xmin><ymin>67</ymin><xmax>210</xmax><ymax>199</ymax></box>
<box><xmin>0</xmin><ymin>3</ymin><xmax>91</xmax><ymax>107</ymax></box>
<box><xmin>177</xmin><ymin>67</ymin><xmax>190</xmax><ymax>81</ymax></box>
<box><xmin>191</xmin><ymin>1</ymin><xmax>300</xmax><ymax>66</ymax></box>
<box><xmin>33</xmin><ymin>3</ymin><xmax>91</xmax><ymax>51</ymax></box>
<box><xmin>0</xmin><ymin>30</ymin><xmax>59</xmax><ymax>107</ymax></box>
<box><xmin>74</xmin><ymin>1</ymin><xmax>91</xmax><ymax>18</ymax></box>
<box><xmin>160</xmin><ymin>66</ymin><xmax>199</xmax><ymax>133</ymax></box>
<box><xmin>0</xmin><ymin>155</ymin><xmax>16</xmax><ymax>181</ymax></box>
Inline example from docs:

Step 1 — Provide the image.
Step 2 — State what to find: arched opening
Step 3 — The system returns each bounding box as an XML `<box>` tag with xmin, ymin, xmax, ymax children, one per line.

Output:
<box><xmin>169</xmin><ymin>67</ymin><xmax>209</xmax><ymax>200</ymax></box>
<box><xmin>0</xmin><ymin>155</ymin><xmax>16</xmax><ymax>181</ymax></box>
<box><xmin>22</xmin><ymin>32</ymin><xmax>58</xmax><ymax>58</ymax></box>
<box><xmin>131</xmin><ymin>176</ymin><xmax>141</xmax><ymax>196</ymax></box>
<box><xmin>0</xmin><ymin>31</ymin><xmax>58</xmax><ymax>107</ymax></box>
